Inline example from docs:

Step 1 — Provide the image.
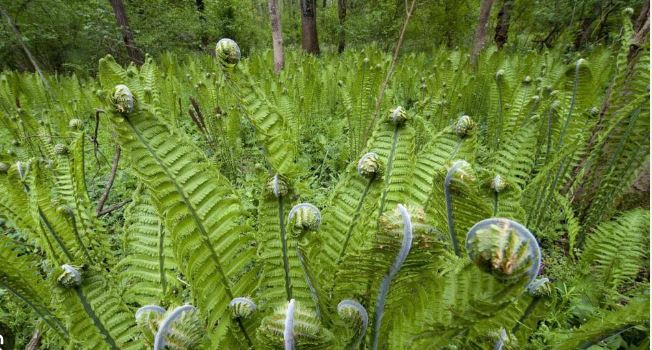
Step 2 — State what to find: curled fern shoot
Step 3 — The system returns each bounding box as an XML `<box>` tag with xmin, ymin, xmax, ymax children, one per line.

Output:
<box><xmin>357</xmin><ymin>152</ymin><xmax>383</xmax><ymax>178</ymax></box>
<box><xmin>444</xmin><ymin>160</ymin><xmax>473</xmax><ymax>256</ymax></box>
<box><xmin>229</xmin><ymin>297</ymin><xmax>257</xmax><ymax>319</ymax></box>
<box><xmin>288</xmin><ymin>203</ymin><xmax>321</xmax><ymax>233</ymax></box>
<box><xmin>284</xmin><ymin>298</ymin><xmax>296</xmax><ymax>350</ymax></box>
<box><xmin>337</xmin><ymin>299</ymin><xmax>368</xmax><ymax>349</ymax></box>
<box><xmin>153</xmin><ymin>304</ymin><xmax>198</xmax><ymax>350</ymax></box>
<box><xmin>465</xmin><ymin>218</ymin><xmax>541</xmax><ymax>284</ymax></box>
<box><xmin>215</xmin><ymin>38</ymin><xmax>241</xmax><ymax>69</ymax></box>
<box><xmin>371</xmin><ymin>204</ymin><xmax>413</xmax><ymax>350</ymax></box>
<box><xmin>111</xmin><ymin>84</ymin><xmax>134</xmax><ymax>114</ymax></box>
<box><xmin>135</xmin><ymin>305</ymin><xmax>166</xmax><ymax>321</ymax></box>
<box><xmin>56</xmin><ymin>264</ymin><xmax>82</xmax><ymax>288</ymax></box>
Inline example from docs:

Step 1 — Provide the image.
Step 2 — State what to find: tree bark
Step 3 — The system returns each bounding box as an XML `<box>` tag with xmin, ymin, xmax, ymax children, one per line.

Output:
<box><xmin>268</xmin><ymin>0</ymin><xmax>285</xmax><ymax>72</ymax></box>
<box><xmin>470</xmin><ymin>0</ymin><xmax>495</xmax><ymax>65</ymax></box>
<box><xmin>634</xmin><ymin>1</ymin><xmax>650</xmax><ymax>32</ymax></box>
<box><xmin>25</xmin><ymin>329</ymin><xmax>41</xmax><ymax>350</ymax></box>
<box><xmin>300</xmin><ymin>0</ymin><xmax>320</xmax><ymax>54</ymax></box>
<box><xmin>337</xmin><ymin>0</ymin><xmax>346</xmax><ymax>53</ymax></box>
<box><xmin>493</xmin><ymin>0</ymin><xmax>511</xmax><ymax>49</ymax></box>
<box><xmin>109</xmin><ymin>0</ymin><xmax>143</xmax><ymax>64</ymax></box>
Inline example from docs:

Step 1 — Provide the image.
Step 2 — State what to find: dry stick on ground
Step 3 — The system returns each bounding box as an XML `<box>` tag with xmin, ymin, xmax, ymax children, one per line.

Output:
<box><xmin>98</xmin><ymin>199</ymin><xmax>131</xmax><ymax>217</ymax></box>
<box><xmin>96</xmin><ymin>144</ymin><xmax>121</xmax><ymax>216</ymax></box>
<box><xmin>362</xmin><ymin>0</ymin><xmax>417</xmax><ymax>144</ymax></box>
<box><xmin>25</xmin><ymin>329</ymin><xmax>41</xmax><ymax>350</ymax></box>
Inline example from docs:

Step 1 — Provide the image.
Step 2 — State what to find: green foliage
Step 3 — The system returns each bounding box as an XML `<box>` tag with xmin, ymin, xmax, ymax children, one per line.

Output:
<box><xmin>0</xmin><ymin>22</ymin><xmax>648</xmax><ymax>349</ymax></box>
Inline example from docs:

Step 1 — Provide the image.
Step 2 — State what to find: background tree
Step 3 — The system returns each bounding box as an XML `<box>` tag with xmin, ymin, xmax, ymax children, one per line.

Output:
<box><xmin>108</xmin><ymin>0</ymin><xmax>142</xmax><ymax>64</ymax></box>
<box><xmin>470</xmin><ymin>0</ymin><xmax>495</xmax><ymax>65</ymax></box>
<box><xmin>337</xmin><ymin>0</ymin><xmax>346</xmax><ymax>53</ymax></box>
<box><xmin>269</xmin><ymin>0</ymin><xmax>285</xmax><ymax>71</ymax></box>
<box><xmin>494</xmin><ymin>0</ymin><xmax>511</xmax><ymax>49</ymax></box>
<box><xmin>300</xmin><ymin>0</ymin><xmax>320</xmax><ymax>54</ymax></box>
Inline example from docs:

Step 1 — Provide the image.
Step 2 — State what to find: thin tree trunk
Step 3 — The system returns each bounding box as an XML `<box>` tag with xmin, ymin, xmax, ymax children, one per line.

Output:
<box><xmin>635</xmin><ymin>1</ymin><xmax>650</xmax><ymax>32</ymax></box>
<box><xmin>195</xmin><ymin>0</ymin><xmax>208</xmax><ymax>49</ymax></box>
<box><xmin>300</xmin><ymin>0</ymin><xmax>320</xmax><ymax>54</ymax></box>
<box><xmin>0</xmin><ymin>6</ymin><xmax>51</xmax><ymax>92</ymax></box>
<box><xmin>629</xmin><ymin>3</ymin><xmax>650</xmax><ymax>62</ymax></box>
<box><xmin>493</xmin><ymin>0</ymin><xmax>511</xmax><ymax>49</ymax></box>
<box><xmin>109</xmin><ymin>0</ymin><xmax>143</xmax><ymax>64</ymax></box>
<box><xmin>268</xmin><ymin>0</ymin><xmax>285</xmax><ymax>72</ymax></box>
<box><xmin>337</xmin><ymin>0</ymin><xmax>346</xmax><ymax>53</ymax></box>
<box><xmin>470</xmin><ymin>0</ymin><xmax>495</xmax><ymax>65</ymax></box>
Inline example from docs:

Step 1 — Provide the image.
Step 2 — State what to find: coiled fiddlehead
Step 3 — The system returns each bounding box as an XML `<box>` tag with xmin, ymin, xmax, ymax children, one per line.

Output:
<box><xmin>357</xmin><ymin>152</ymin><xmax>383</xmax><ymax>179</ymax></box>
<box><xmin>444</xmin><ymin>160</ymin><xmax>474</xmax><ymax>256</ymax></box>
<box><xmin>465</xmin><ymin>218</ymin><xmax>541</xmax><ymax>284</ymax></box>
<box><xmin>229</xmin><ymin>297</ymin><xmax>257</xmax><ymax>319</ymax></box>
<box><xmin>288</xmin><ymin>203</ymin><xmax>321</xmax><ymax>233</ymax></box>
<box><xmin>111</xmin><ymin>84</ymin><xmax>134</xmax><ymax>114</ymax></box>
<box><xmin>268</xmin><ymin>174</ymin><xmax>289</xmax><ymax>198</ymax></box>
<box><xmin>387</xmin><ymin>106</ymin><xmax>408</xmax><ymax>126</ymax></box>
<box><xmin>454</xmin><ymin>115</ymin><xmax>475</xmax><ymax>138</ymax></box>
<box><xmin>215</xmin><ymin>38</ymin><xmax>241</xmax><ymax>69</ymax></box>
<box><xmin>371</xmin><ymin>204</ymin><xmax>413</xmax><ymax>350</ymax></box>
<box><xmin>258</xmin><ymin>299</ymin><xmax>332</xmax><ymax>349</ymax></box>
<box><xmin>337</xmin><ymin>299</ymin><xmax>368</xmax><ymax>349</ymax></box>
<box><xmin>135</xmin><ymin>305</ymin><xmax>166</xmax><ymax>346</ymax></box>
<box><xmin>56</xmin><ymin>264</ymin><xmax>82</xmax><ymax>288</ymax></box>
<box><xmin>153</xmin><ymin>305</ymin><xmax>204</xmax><ymax>350</ymax></box>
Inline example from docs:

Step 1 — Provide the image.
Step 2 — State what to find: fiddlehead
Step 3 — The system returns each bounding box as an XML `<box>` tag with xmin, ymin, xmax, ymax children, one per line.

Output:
<box><xmin>465</xmin><ymin>218</ymin><xmax>541</xmax><ymax>284</ymax></box>
<box><xmin>337</xmin><ymin>299</ymin><xmax>368</xmax><ymax>349</ymax></box>
<box><xmin>288</xmin><ymin>203</ymin><xmax>321</xmax><ymax>233</ymax></box>
<box><xmin>153</xmin><ymin>305</ymin><xmax>204</xmax><ymax>350</ymax></box>
<box><xmin>371</xmin><ymin>204</ymin><xmax>413</xmax><ymax>350</ymax></box>
<box><xmin>56</xmin><ymin>264</ymin><xmax>82</xmax><ymax>288</ymax></box>
<box><xmin>257</xmin><ymin>299</ymin><xmax>332</xmax><ymax>349</ymax></box>
<box><xmin>111</xmin><ymin>84</ymin><xmax>134</xmax><ymax>114</ymax></box>
<box><xmin>230</xmin><ymin>297</ymin><xmax>257</xmax><ymax>319</ymax></box>
<box><xmin>215</xmin><ymin>38</ymin><xmax>241</xmax><ymax>69</ymax></box>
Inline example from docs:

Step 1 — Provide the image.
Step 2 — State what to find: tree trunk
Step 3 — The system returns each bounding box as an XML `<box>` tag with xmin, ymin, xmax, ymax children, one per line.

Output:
<box><xmin>635</xmin><ymin>1</ymin><xmax>650</xmax><ymax>32</ymax></box>
<box><xmin>300</xmin><ymin>0</ymin><xmax>320</xmax><ymax>54</ymax></box>
<box><xmin>470</xmin><ymin>0</ymin><xmax>495</xmax><ymax>65</ymax></box>
<box><xmin>109</xmin><ymin>0</ymin><xmax>143</xmax><ymax>64</ymax></box>
<box><xmin>268</xmin><ymin>0</ymin><xmax>285</xmax><ymax>72</ymax></box>
<box><xmin>493</xmin><ymin>0</ymin><xmax>511</xmax><ymax>49</ymax></box>
<box><xmin>195</xmin><ymin>0</ymin><xmax>208</xmax><ymax>48</ymax></box>
<box><xmin>337</xmin><ymin>0</ymin><xmax>346</xmax><ymax>53</ymax></box>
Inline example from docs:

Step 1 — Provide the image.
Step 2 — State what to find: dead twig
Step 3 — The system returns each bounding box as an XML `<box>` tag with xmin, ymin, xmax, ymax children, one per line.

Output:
<box><xmin>98</xmin><ymin>199</ymin><xmax>131</xmax><ymax>217</ymax></box>
<box><xmin>25</xmin><ymin>329</ymin><xmax>41</xmax><ymax>350</ymax></box>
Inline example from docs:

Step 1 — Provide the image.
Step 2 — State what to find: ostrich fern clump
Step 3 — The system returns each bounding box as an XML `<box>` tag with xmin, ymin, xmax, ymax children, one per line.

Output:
<box><xmin>0</xmin><ymin>14</ymin><xmax>649</xmax><ymax>349</ymax></box>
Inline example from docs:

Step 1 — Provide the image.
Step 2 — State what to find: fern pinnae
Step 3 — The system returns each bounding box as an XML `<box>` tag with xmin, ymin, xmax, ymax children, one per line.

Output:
<box><xmin>444</xmin><ymin>160</ymin><xmax>471</xmax><ymax>256</ymax></box>
<box><xmin>279</xmin><ymin>195</ymin><xmax>292</xmax><ymax>300</ymax></box>
<box><xmin>371</xmin><ymin>204</ymin><xmax>413</xmax><ymax>350</ymax></box>
<box><xmin>284</xmin><ymin>299</ymin><xmax>296</xmax><ymax>350</ymax></box>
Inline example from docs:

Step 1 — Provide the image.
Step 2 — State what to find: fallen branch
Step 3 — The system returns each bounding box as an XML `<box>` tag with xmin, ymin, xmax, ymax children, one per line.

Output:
<box><xmin>98</xmin><ymin>199</ymin><xmax>131</xmax><ymax>217</ymax></box>
<box><xmin>25</xmin><ymin>329</ymin><xmax>41</xmax><ymax>350</ymax></box>
<box><xmin>96</xmin><ymin>144</ymin><xmax>121</xmax><ymax>216</ymax></box>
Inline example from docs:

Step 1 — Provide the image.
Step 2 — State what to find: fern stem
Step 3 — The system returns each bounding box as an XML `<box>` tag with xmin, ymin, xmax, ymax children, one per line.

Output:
<box><xmin>158</xmin><ymin>221</ymin><xmax>167</xmax><ymax>296</ymax></box>
<box><xmin>297</xmin><ymin>247</ymin><xmax>321</xmax><ymax>319</ymax></box>
<box><xmin>284</xmin><ymin>299</ymin><xmax>296</xmax><ymax>350</ymax></box>
<box><xmin>493</xmin><ymin>192</ymin><xmax>499</xmax><ymax>216</ymax></box>
<box><xmin>532</xmin><ymin>155</ymin><xmax>572</xmax><ymax>229</ymax></box>
<box><xmin>444</xmin><ymin>161</ymin><xmax>466</xmax><ymax>256</ymax></box>
<box><xmin>278</xmin><ymin>196</ymin><xmax>292</xmax><ymax>301</ymax></box>
<box><xmin>338</xmin><ymin>179</ymin><xmax>374</xmax><ymax>262</ymax></box>
<box><xmin>543</xmin><ymin>103</ymin><xmax>554</xmax><ymax>164</ymax></box>
<box><xmin>124</xmin><ymin>119</ymin><xmax>235</xmax><ymax>300</ymax></box>
<box><xmin>378</xmin><ymin>126</ymin><xmax>400</xmax><ymax>217</ymax></box>
<box><xmin>371</xmin><ymin>204</ymin><xmax>413</xmax><ymax>350</ymax></box>
<box><xmin>556</xmin><ymin>60</ymin><xmax>582</xmax><ymax>152</ymax></box>
<box><xmin>512</xmin><ymin>296</ymin><xmax>540</xmax><ymax>333</ymax></box>
<box><xmin>65</xmin><ymin>213</ymin><xmax>94</xmax><ymax>264</ymax></box>
<box><xmin>1</xmin><ymin>283</ymin><xmax>67</xmax><ymax>336</ymax></box>
<box><xmin>38</xmin><ymin>208</ymin><xmax>74</xmax><ymax>262</ymax></box>
<box><xmin>495</xmin><ymin>77</ymin><xmax>504</xmax><ymax>151</ymax></box>
<box><xmin>74</xmin><ymin>287</ymin><xmax>119</xmax><ymax>350</ymax></box>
